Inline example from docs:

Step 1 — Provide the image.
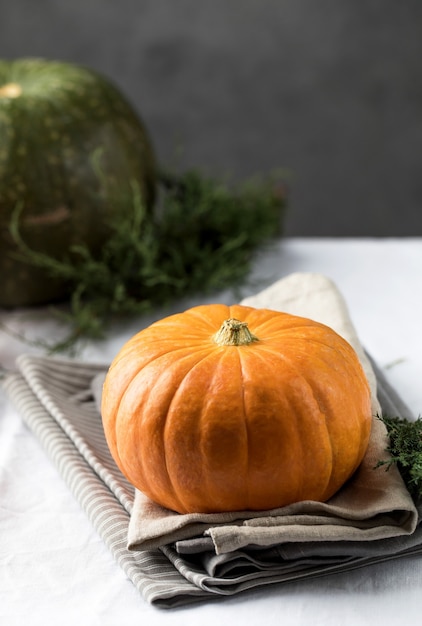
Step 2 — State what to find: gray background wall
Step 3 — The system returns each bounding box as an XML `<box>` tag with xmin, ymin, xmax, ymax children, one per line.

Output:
<box><xmin>1</xmin><ymin>0</ymin><xmax>422</xmax><ymax>236</ymax></box>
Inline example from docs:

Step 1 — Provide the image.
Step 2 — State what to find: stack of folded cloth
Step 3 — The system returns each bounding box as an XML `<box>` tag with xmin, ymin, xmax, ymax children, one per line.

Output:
<box><xmin>4</xmin><ymin>273</ymin><xmax>422</xmax><ymax>608</ymax></box>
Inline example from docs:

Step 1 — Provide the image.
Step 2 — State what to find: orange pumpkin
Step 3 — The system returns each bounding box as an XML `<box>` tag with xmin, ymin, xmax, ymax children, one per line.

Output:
<box><xmin>101</xmin><ymin>304</ymin><xmax>372</xmax><ymax>514</ymax></box>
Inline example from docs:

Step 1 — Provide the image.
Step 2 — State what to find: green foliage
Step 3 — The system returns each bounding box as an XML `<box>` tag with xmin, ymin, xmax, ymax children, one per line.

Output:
<box><xmin>9</xmin><ymin>167</ymin><xmax>286</xmax><ymax>348</ymax></box>
<box><xmin>376</xmin><ymin>414</ymin><xmax>422</xmax><ymax>503</ymax></box>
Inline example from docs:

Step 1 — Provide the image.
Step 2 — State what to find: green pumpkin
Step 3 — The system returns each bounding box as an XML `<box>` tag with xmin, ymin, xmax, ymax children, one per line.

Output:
<box><xmin>0</xmin><ymin>58</ymin><xmax>156</xmax><ymax>308</ymax></box>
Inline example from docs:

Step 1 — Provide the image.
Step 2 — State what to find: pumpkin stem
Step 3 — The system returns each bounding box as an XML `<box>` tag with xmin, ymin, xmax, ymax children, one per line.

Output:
<box><xmin>213</xmin><ymin>318</ymin><xmax>259</xmax><ymax>346</ymax></box>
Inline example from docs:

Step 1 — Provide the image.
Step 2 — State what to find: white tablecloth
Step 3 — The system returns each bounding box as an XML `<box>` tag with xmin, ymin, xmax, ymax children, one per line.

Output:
<box><xmin>1</xmin><ymin>237</ymin><xmax>421</xmax><ymax>626</ymax></box>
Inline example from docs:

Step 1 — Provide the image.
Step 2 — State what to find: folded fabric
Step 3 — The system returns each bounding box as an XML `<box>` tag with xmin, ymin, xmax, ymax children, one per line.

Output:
<box><xmin>126</xmin><ymin>272</ymin><xmax>417</xmax><ymax>553</ymax></box>
<box><xmin>3</xmin><ymin>272</ymin><xmax>421</xmax><ymax>608</ymax></box>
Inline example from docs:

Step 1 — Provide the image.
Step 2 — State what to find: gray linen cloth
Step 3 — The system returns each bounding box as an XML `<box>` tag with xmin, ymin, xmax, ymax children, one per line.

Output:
<box><xmin>3</xmin><ymin>272</ymin><xmax>421</xmax><ymax>608</ymax></box>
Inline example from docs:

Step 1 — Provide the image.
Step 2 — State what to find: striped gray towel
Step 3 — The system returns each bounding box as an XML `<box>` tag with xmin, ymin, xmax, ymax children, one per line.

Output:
<box><xmin>3</xmin><ymin>353</ymin><xmax>422</xmax><ymax>608</ymax></box>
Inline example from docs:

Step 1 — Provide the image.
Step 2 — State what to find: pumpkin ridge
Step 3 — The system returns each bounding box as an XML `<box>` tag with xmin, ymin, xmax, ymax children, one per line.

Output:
<box><xmin>102</xmin><ymin>331</ymin><xmax>221</xmax><ymax>472</ymax></box>
<box><xmin>301</xmin><ymin>379</ymin><xmax>336</xmax><ymax>499</ymax></box>
<box><xmin>240</xmin><ymin>344</ymin><xmax>341</xmax><ymax>502</ymax></box>
<box><xmin>236</xmin><ymin>348</ymin><xmax>252</xmax><ymax>509</ymax></box>
<box><xmin>268</xmin><ymin>329</ymin><xmax>356</xmax><ymax>355</ymax></box>
<box><xmin>229</xmin><ymin>308</ymin><xmax>332</xmax><ymax>335</ymax></box>
<box><xmin>120</xmin><ymin>336</ymin><xmax>213</xmax><ymax>354</ymax></box>
<box><xmin>256</xmin><ymin>341</ymin><xmax>370</xmax><ymax>499</ymax></box>
<box><xmin>161</xmin><ymin>348</ymin><xmax>225</xmax><ymax>513</ymax></box>
<box><xmin>103</xmin><ymin>345</ymin><xmax>213</xmax><ymax>485</ymax></box>
<box><xmin>201</xmin><ymin>349</ymin><xmax>245</xmax><ymax>512</ymax></box>
<box><xmin>110</xmin><ymin>341</ymin><xmax>214</xmax><ymax>411</ymax></box>
<box><xmin>162</xmin><ymin>346</ymin><xmax>253</xmax><ymax>513</ymax></box>
<box><xmin>244</xmin><ymin>315</ymin><xmax>318</xmax><ymax>336</ymax></box>
<box><xmin>249</xmin><ymin>314</ymin><xmax>349</xmax><ymax>347</ymax></box>
<box><xmin>235</xmin><ymin>347</ymin><xmax>304</xmax><ymax>506</ymax></box>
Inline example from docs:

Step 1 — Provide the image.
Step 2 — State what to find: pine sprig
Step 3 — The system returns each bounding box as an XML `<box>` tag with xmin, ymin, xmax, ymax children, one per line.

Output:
<box><xmin>376</xmin><ymin>414</ymin><xmax>422</xmax><ymax>502</ymax></box>
<box><xmin>8</xmin><ymin>167</ymin><xmax>286</xmax><ymax>347</ymax></box>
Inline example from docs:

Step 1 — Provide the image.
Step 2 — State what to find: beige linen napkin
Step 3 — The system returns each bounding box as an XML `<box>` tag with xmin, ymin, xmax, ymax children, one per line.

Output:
<box><xmin>127</xmin><ymin>273</ymin><xmax>417</xmax><ymax>554</ymax></box>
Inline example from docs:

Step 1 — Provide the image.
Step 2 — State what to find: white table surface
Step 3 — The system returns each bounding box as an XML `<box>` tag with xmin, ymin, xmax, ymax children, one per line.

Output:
<box><xmin>1</xmin><ymin>237</ymin><xmax>422</xmax><ymax>626</ymax></box>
